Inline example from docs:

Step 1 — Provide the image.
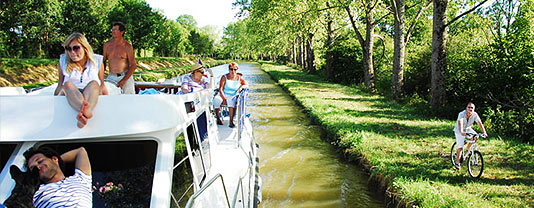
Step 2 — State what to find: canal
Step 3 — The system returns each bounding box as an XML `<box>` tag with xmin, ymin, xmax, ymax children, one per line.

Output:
<box><xmin>212</xmin><ymin>63</ymin><xmax>385</xmax><ymax>207</ymax></box>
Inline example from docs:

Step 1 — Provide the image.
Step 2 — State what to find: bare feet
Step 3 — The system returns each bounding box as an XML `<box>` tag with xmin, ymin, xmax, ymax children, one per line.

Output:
<box><xmin>229</xmin><ymin>122</ymin><xmax>235</xmax><ymax>128</ymax></box>
<box><xmin>77</xmin><ymin>112</ymin><xmax>87</xmax><ymax>128</ymax></box>
<box><xmin>217</xmin><ymin>119</ymin><xmax>223</xmax><ymax>125</ymax></box>
<box><xmin>76</xmin><ymin>101</ymin><xmax>91</xmax><ymax>128</ymax></box>
<box><xmin>81</xmin><ymin>101</ymin><xmax>93</xmax><ymax>119</ymax></box>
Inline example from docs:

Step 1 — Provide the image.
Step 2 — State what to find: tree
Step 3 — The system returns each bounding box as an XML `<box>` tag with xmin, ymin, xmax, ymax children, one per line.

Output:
<box><xmin>390</xmin><ymin>0</ymin><xmax>430</xmax><ymax>99</ymax></box>
<box><xmin>155</xmin><ymin>19</ymin><xmax>188</xmax><ymax>57</ymax></box>
<box><xmin>340</xmin><ymin>0</ymin><xmax>388</xmax><ymax>91</ymax></box>
<box><xmin>62</xmin><ymin>0</ymin><xmax>106</xmax><ymax>53</ymax></box>
<box><xmin>176</xmin><ymin>14</ymin><xmax>197</xmax><ymax>29</ymax></box>
<box><xmin>430</xmin><ymin>0</ymin><xmax>489</xmax><ymax>109</ymax></box>
<box><xmin>0</xmin><ymin>0</ymin><xmax>63</xmax><ymax>58</ymax></box>
<box><xmin>189</xmin><ymin>30</ymin><xmax>214</xmax><ymax>55</ymax></box>
<box><xmin>108</xmin><ymin>0</ymin><xmax>163</xmax><ymax>56</ymax></box>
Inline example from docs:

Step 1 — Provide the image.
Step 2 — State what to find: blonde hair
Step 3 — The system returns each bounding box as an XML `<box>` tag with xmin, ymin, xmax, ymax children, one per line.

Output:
<box><xmin>62</xmin><ymin>32</ymin><xmax>96</xmax><ymax>73</ymax></box>
<box><xmin>229</xmin><ymin>62</ymin><xmax>239</xmax><ymax>69</ymax></box>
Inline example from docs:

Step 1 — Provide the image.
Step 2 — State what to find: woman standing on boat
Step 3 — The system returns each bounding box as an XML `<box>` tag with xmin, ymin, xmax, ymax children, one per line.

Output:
<box><xmin>54</xmin><ymin>32</ymin><xmax>107</xmax><ymax>128</ymax></box>
<box><xmin>180</xmin><ymin>63</ymin><xmax>214</xmax><ymax>93</ymax></box>
<box><xmin>213</xmin><ymin>62</ymin><xmax>248</xmax><ymax>128</ymax></box>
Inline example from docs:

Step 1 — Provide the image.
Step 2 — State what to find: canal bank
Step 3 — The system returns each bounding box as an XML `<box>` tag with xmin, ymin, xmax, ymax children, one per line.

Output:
<box><xmin>259</xmin><ymin>62</ymin><xmax>534</xmax><ymax>208</ymax></box>
<box><xmin>212</xmin><ymin>63</ymin><xmax>385</xmax><ymax>207</ymax></box>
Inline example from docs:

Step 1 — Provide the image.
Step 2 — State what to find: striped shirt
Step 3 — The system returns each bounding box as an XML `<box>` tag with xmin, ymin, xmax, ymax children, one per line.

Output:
<box><xmin>181</xmin><ymin>74</ymin><xmax>209</xmax><ymax>90</ymax></box>
<box><xmin>33</xmin><ymin>169</ymin><xmax>92</xmax><ymax>208</ymax></box>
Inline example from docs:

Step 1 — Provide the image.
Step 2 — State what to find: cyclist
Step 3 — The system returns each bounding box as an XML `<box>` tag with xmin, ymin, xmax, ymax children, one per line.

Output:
<box><xmin>453</xmin><ymin>102</ymin><xmax>488</xmax><ymax>169</ymax></box>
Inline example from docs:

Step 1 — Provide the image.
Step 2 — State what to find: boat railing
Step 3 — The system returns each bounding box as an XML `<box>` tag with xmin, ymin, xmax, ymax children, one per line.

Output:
<box><xmin>236</xmin><ymin>88</ymin><xmax>249</xmax><ymax>145</ymax></box>
<box><xmin>185</xmin><ymin>173</ymin><xmax>231</xmax><ymax>208</ymax></box>
<box><xmin>231</xmin><ymin>175</ymin><xmax>247</xmax><ymax>208</ymax></box>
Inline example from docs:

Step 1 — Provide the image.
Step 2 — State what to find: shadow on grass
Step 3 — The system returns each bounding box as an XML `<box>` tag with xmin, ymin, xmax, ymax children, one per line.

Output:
<box><xmin>263</xmin><ymin>64</ymin><xmax>534</xmax><ymax>200</ymax></box>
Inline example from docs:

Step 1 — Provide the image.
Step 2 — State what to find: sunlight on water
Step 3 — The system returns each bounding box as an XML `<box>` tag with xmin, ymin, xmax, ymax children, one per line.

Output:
<box><xmin>210</xmin><ymin>63</ymin><xmax>384</xmax><ymax>208</ymax></box>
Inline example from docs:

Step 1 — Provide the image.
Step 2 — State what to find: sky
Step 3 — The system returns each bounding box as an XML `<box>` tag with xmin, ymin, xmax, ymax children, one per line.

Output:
<box><xmin>145</xmin><ymin>0</ymin><xmax>240</xmax><ymax>31</ymax></box>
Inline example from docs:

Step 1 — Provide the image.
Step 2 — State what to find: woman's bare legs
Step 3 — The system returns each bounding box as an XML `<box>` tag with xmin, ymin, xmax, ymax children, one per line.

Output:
<box><xmin>63</xmin><ymin>81</ymin><xmax>100</xmax><ymax>128</ymax></box>
<box><xmin>215</xmin><ymin>108</ymin><xmax>223</xmax><ymax>125</ymax></box>
<box><xmin>81</xmin><ymin>81</ymin><xmax>100</xmax><ymax>119</ymax></box>
<box><xmin>228</xmin><ymin>107</ymin><xmax>235</xmax><ymax>127</ymax></box>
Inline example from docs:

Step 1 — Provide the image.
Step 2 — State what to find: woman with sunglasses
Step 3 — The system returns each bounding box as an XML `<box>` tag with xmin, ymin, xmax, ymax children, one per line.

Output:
<box><xmin>453</xmin><ymin>102</ymin><xmax>488</xmax><ymax>169</ymax></box>
<box><xmin>213</xmin><ymin>62</ymin><xmax>248</xmax><ymax>128</ymax></box>
<box><xmin>54</xmin><ymin>32</ymin><xmax>108</xmax><ymax>128</ymax></box>
<box><xmin>180</xmin><ymin>63</ymin><xmax>214</xmax><ymax>94</ymax></box>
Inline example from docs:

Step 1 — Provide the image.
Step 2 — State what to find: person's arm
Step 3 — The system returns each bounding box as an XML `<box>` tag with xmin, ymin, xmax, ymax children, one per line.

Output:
<box><xmin>181</xmin><ymin>79</ymin><xmax>191</xmax><ymax>93</ymax></box>
<box><xmin>207</xmin><ymin>68</ymin><xmax>214</xmax><ymax>89</ymax></box>
<box><xmin>60</xmin><ymin>147</ymin><xmax>91</xmax><ymax>175</ymax></box>
<box><xmin>237</xmin><ymin>76</ymin><xmax>248</xmax><ymax>92</ymax></box>
<box><xmin>118</xmin><ymin>43</ymin><xmax>136</xmax><ymax>88</ymax></box>
<box><xmin>218</xmin><ymin>76</ymin><xmax>227</xmax><ymax>101</ymax></box>
<box><xmin>102</xmin><ymin>42</ymin><xmax>109</xmax><ymax>75</ymax></box>
<box><xmin>98</xmin><ymin>63</ymin><xmax>108</xmax><ymax>95</ymax></box>
<box><xmin>477</xmin><ymin>121</ymin><xmax>487</xmax><ymax>137</ymax></box>
<box><xmin>458</xmin><ymin>119</ymin><xmax>466</xmax><ymax>136</ymax></box>
<box><xmin>54</xmin><ymin>62</ymin><xmax>64</xmax><ymax>96</ymax></box>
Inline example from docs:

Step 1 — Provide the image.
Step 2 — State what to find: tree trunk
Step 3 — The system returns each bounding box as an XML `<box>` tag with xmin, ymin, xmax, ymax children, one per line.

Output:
<box><xmin>344</xmin><ymin>4</ymin><xmax>375</xmax><ymax>90</ymax></box>
<box><xmin>363</xmin><ymin>10</ymin><xmax>375</xmax><ymax>90</ymax></box>
<box><xmin>326</xmin><ymin>15</ymin><xmax>335</xmax><ymax>80</ymax></box>
<box><xmin>431</xmin><ymin>0</ymin><xmax>448</xmax><ymax>109</ymax></box>
<box><xmin>292</xmin><ymin>40</ymin><xmax>297</xmax><ymax>64</ymax></box>
<box><xmin>296</xmin><ymin>36</ymin><xmax>302</xmax><ymax>67</ymax></box>
<box><xmin>306</xmin><ymin>32</ymin><xmax>316</xmax><ymax>74</ymax></box>
<box><xmin>301</xmin><ymin>36</ymin><xmax>307</xmax><ymax>70</ymax></box>
<box><xmin>392</xmin><ymin>0</ymin><xmax>406</xmax><ymax>99</ymax></box>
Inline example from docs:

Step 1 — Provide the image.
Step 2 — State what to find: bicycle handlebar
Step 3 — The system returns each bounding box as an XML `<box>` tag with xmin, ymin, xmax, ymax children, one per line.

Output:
<box><xmin>464</xmin><ymin>133</ymin><xmax>487</xmax><ymax>143</ymax></box>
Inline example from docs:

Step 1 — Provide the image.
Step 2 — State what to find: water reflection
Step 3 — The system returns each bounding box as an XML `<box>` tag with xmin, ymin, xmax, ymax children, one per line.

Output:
<box><xmin>210</xmin><ymin>63</ymin><xmax>384</xmax><ymax>208</ymax></box>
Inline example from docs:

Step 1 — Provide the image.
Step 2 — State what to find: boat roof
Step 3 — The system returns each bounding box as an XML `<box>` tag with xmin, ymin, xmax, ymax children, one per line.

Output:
<box><xmin>0</xmin><ymin>90</ymin><xmax>211</xmax><ymax>142</ymax></box>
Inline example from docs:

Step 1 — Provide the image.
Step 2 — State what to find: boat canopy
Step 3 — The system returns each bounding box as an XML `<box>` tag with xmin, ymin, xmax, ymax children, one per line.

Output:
<box><xmin>0</xmin><ymin>90</ymin><xmax>212</xmax><ymax>142</ymax></box>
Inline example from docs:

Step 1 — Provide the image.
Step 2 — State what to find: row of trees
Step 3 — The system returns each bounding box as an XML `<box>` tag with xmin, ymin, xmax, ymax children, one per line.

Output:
<box><xmin>226</xmin><ymin>0</ymin><xmax>533</xmax><ymax>141</ymax></box>
<box><xmin>0</xmin><ymin>0</ymin><xmax>218</xmax><ymax>59</ymax></box>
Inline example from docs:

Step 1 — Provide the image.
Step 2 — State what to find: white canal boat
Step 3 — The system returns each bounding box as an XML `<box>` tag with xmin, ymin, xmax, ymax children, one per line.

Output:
<box><xmin>0</xmin><ymin>83</ymin><xmax>261</xmax><ymax>207</ymax></box>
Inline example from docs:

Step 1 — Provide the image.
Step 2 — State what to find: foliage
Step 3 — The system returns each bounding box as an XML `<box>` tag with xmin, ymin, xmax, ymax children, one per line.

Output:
<box><xmin>322</xmin><ymin>29</ymin><xmax>364</xmax><ymax>85</ymax></box>
<box><xmin>107</xmin><ymin>0</ymin><xmax>163</xmax><ymax>55</ymax></box>
<box><xmin>263</xmin><ymin>62</ymin><xmax>534</xmax><ymax>208</ymax></box>
<box><xmin>62</xmin><ymin>0</ymin><xmax>107</xmax><ymax>53</ymax></box>
<box><xmin>154</xmin><ymin>20</ymin><xmax>189</xmax><ymax>57</ymax></box>
<box><xmin>0</xmin><ymin>0</ymin><xmax>217</xmax><ymax>59</ymax></box>
<box><xmin>189</xmin><ymin>30</ymin><xmax>214</xmax><ymax>55</ymax></box>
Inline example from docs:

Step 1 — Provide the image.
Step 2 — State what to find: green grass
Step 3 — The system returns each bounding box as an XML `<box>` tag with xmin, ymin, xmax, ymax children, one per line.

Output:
<box><xmin>1</xmin><ymin>57</ymin><xmax>230</xmax><ymax>84</ymax></box>
<box><xmin>21</xmin><ymin>80</ymin><xmax>57</xmax><ymax>90</ymax></box>
<box><xmin>0</xmin><ymin>58</ymin><xmax>58</xmax><ymax>74</ymax></box>
<box><xmin>134</xmin><ymin>59</ymin><xmax>230</xmax><ymax>82</ymax></box>
<box><xmin>260</xmin><ymin>62</ymin><xmax>534</xmax><ymax>208</ymax></box>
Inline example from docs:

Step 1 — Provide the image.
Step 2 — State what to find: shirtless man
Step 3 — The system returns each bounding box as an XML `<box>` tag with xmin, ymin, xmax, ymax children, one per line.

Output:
<box><xmin>103</xmin><ymin>22</ymin><xmax>136</xmax><ymax>94</ymax></box>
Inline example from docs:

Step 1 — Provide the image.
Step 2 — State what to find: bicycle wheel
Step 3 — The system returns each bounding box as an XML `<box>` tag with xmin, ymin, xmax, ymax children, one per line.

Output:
<box><xmin>468</xmin><ymin>151</ymin><xmax>484</xmax><ymax>178</ymax></box>
<box><xmin>450</xmin><ymin>142</ymin><xmax>458</xmax><ymax>167</ymax></box>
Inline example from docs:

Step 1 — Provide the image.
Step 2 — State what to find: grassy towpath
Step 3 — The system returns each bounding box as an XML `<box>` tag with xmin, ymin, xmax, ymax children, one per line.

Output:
<box><xmin>260</xmin><ymin>62</ymin><xmax>534</xmax><ymax>207</ymax></box>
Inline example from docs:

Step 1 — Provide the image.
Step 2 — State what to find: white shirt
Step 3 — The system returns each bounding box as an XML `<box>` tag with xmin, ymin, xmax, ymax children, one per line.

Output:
<box><xmin>453</xmin><ymin>110</ymin><xmax>481</xmax><ymax>134</ymax></box>
<box><xmin>33</xmin><ymin>169</ymin><xmax>92</xmax><ymax>208</ymax></box>
<box><xmin>60</xmin><ymin>54</ymin><xmax>102</xmax><ymax>89</ymax></box>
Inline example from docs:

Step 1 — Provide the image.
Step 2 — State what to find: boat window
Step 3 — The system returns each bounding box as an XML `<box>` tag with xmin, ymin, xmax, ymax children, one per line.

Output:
<box><xmin>171</xmin><ymin>133</ymin><xmax>194</xmax><ymax>208</ymax></box>
<box><xmin>186</xmin><ymin>122</ymin><xmax>206</xmax><ymax>186</ymax></box>
<box><xmin>187</xmin><ymin>124</ymin><xmax>199</xmax><ymax>151</ymax></box>
<box><xmin>41</xmin><ymin>140</ymin><xmax>157</xmax><ymax>207</ymax></box>
<box><xmin>197</xmin><ymin>111</ymin><xmax>208</xmax><ymax>142</ymax></box>
<box><xmin>1</xmin><ymin>144</ymin><xmax>17</xmax><ymax>172</ymax></box>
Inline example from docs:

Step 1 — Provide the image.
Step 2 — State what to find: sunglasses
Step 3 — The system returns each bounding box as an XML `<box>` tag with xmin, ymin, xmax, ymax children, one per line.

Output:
<box><xmin>467</xmin><ymin>106</ymin><xmax>474</xmax><ymax>109</ymax></box>
<box><xmin>64</xmin><ymin>45</ymin><xmax>81</xmax><ymax>52</ymax></box>
<box><xmin>229</xmin><ymin>68</ymin><xmax>238</xmax><ymax>71</ymax></box>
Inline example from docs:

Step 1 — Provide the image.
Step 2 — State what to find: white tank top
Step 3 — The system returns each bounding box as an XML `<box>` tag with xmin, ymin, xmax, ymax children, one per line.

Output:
<box><xmin>60</xmin><ymin>54</ymin><xmax>102</xmax><ymax>89</ymax></box>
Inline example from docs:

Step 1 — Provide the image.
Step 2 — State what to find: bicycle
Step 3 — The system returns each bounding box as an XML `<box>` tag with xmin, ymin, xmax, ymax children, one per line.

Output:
<box><xmin>450</xmin><ymin>133</ymin><xmax>485</xmax><ymax>178</ymax></box>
